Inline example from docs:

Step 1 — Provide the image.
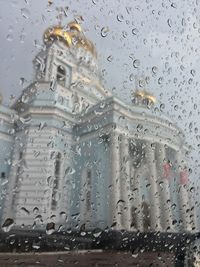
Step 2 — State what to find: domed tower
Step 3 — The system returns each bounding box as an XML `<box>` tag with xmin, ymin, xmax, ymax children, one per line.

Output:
<box><xmin>3</xmin><ymin>21</ymin><xmax>110</xmax><ymax>228</ymax></box>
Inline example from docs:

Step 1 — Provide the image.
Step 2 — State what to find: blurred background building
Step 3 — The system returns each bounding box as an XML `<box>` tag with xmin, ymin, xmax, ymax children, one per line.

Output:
<box><xmin>0</xmin><ymin>21</ymin><xmax>198</xmax><ymax>266</ymax></box>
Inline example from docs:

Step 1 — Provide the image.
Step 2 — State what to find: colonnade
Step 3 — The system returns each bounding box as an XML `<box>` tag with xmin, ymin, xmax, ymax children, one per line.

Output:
<box><xmin>110</xmin><ymin>132</ymin><xmax>194</xmax><ymax>232</ymax></box>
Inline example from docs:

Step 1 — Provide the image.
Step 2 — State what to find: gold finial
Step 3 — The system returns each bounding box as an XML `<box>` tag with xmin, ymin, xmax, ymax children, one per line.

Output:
<box><xmin>134</xmin><ymin>90</ymin><xmax>156</xmax><ymax>103</ymax></box>
<box><xmin>132</xmin><ymin>90</ymin><xmax>156</xmax><ymax>106</ymax></box>
<box><xmin>132</xmin><ymin>75</ymin><xmax>156</xmax><ymax>106</ymax></box>
<box><xmin>43</xmin><ymin>21</ymin><xmax>97</xmax><ymax>57</ymax></box>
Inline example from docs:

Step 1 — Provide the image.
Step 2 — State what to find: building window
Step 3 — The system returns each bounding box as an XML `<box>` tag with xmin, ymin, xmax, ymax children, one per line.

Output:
<box><xmin>131</xmin><ymin>206</ymin><xmax>137</xmax><ymax>229</ymax></box>
<box><xmin>1</xmin><ymin>172</ymin><xmax>5</xmax><ymax>178</ymax></box>
<box><xmin>86</xmin><ymin>169</ymin><xmax>92</xmax><ymax>212</ymax></box>
<box><xmin>51</xmin><ymin>152</ymin><xmax>62</xmax><ymax>210</ymax></box>
<box><xmin>56</xmin><ymin>65</ymin><xmax>66</xmax><ymax>86</ymax></box>
<box><xmin>142</xmin><ymin>201</ymin><xmax>151</xmax><ymax>232</ymax></box>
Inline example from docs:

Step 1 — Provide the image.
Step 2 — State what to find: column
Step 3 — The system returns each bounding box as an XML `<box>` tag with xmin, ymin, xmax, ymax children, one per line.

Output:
<box><xmin>134</xmin><ymin>167</ymin><xmax>145</xmax><ymax>232</ymax></box>
<box><xmin>120</xmin><ymin>135</ymin><xmax>131</xmax><ymax>230</ymax></box>
<box><xmin>145</xmin><ymin>142</ymin><xmax>162</xmax><ymax>231</ymax></box>
<box><xmin>110</xmin><ymin>132</ymin><xmax>122</xmax><ymax>229</ymax></box>
<box><xmin>176</xmin><ymin>151</ymin><xmax>192</xmax><ymax>231</ymax></box>
<box><xmin>156</xmin><ymin>143</ymin><xmax>173</xmax><ymax>231</ymax></box>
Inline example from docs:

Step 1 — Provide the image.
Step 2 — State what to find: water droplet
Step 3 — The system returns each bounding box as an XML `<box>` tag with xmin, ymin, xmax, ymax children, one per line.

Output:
<box><xmin>133</xmin><ymin>59</ymin><xmax>140</xmax><ymax>68</ymax></box>
<box><xmin>21</xmin><ymin>94</ymin><xmax>29</xmax><ymax>103</ymax></box>
<box><xmin>32</xmin><ymin>243</ymin><xmax>40</xmax><ymax>250</ymax></box>
<box><xmin>6</xmin><ymin>34</ymin><xmax>13</xmax><ymax>42</ymax></box>
<box><xmin>117</xmin><ymin>14</ymin><xmax>124</xmax><ymax>22</ymax></box>
<box><xmin>80</xmin><ymin>231</ymin><xmax>86</xmax><ymax>236</ymax></box>
<box><xmin>174</xmin><ymin>105</ymin><xmax>178</xmax><ymax>111</ymax></box>
<box><xmin>107</xmin><ymin>55</ymin><xmax>113</xmax><ymax>62</ymax></box>
<box><xmin>132</xmin><ymin>28</ymin><xmax>139</xmax><ymax>35</ymax></box>
<box><xmin>21</xmin><ymin>8</ymin><xmax>30</xmax><ymax>19</ymax></box>
<box><xmin>160</xmin><ymin>103</ymin><xmax>165</xmax><ymax>111</ymax></box>
<box><xmin>190</xmin><ymin>187</ymin><xmax>195</xmax><ymax>193</ymax></box>
<box><xmin>20</xmin><ymin>207</ymin><xmax>30</xmax><ymax>215</ymax></box>
<box><xmin>152</xmin><ymin>66</ymin><xmax>158</xmax><ymax>74</ymax></box>
<box><xmin>101</xmin><ymin>27</ymin><xmax>109</xmax><ymax>37</ymax></box>
<box><xmin>33</xmin><ymin>207</ymin><xmax>39</xmax><ymax>214</ymax></box>
<box><xmin>171</xmin><ymin>3</ymin><xmax>177</xmax><ymax>8</ymax></box>
<box><xmin>190</xmin><ymin>69</ymin><xmax>196</xmax><ymax>76</ymax></box>
<box><xmin>46</xmin><ymin>222</ymin><xmax>55</xmax><ymax>235</ymax></box>
<box><xmin>2</xmin><ymin>218</ymin><xmax>14</xmax><ymax>232</ymax></box>
<box><xmin>19</xmin><ymin>77</ymin><xmax>26</xmax><ymax>86</ymax></box>
<box><xmin>93</xmin><ymin>230</ymin><xmax>102</xmax><ymax>237</ymax></box>
<box><xmin>167</xmin><ymin>18</ymin><xmax>172</xmax><ymax>27</ymax></box>
<box><xmin>128</xmin><ymin>74</ymin><xmax>134</xmax><ymax>81</ymax></box>
<box><xmin>158</xmin><ymin>77</ymin><xmax>163</xmax><ymax>84</ymax></box>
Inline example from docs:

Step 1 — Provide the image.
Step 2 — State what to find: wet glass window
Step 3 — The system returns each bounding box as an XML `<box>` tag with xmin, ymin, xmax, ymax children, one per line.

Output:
<box><xmin>0</xmin><ymin>1</ymin><xmax>200</xmax><ymax>266</ymax></box>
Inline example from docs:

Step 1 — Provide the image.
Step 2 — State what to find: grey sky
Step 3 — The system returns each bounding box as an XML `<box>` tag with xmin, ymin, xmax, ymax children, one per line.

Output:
<box><xmin>1</xmin><ymin>0</ymin><xmax>200</xmax><ymax>185</ymax></box>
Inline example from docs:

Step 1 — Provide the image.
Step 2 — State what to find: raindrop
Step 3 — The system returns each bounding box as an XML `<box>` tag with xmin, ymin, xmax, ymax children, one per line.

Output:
<box><xmin>129</xmin><ymin>74</ymin><xmax>134</xmax><ymax>81</ymax></box>
<box><xmin>93</xmin><ymin>230</ymin><xmax>102</xmax><ymax>237</ymax></box>
<box><xmin>32</xmin><ymin>244</ymin><xmax>40</xmax><ymax>250</ymax></box>
<box><xmin>158</xmin><ymin>77</ymin><xmax>163</xmax><ymax>84</ymax></box>
<box><xmin>6</xmin><ymin>34</ymin><xmax>13</xmax><ymax>42</ymax></box>
<box><xmin>160</xmin><ymin>103</ymin><xmax>165</xmax><ymax>111</ymax></box>
<box><xmin>46</xmin><ymin>222</ymin><xmax>55</xmax><ymax>235</ymax></box>
<box><xmin>21</xmin><ymin>8</ymin><xmax>30</xmax><ymax>19</ymax></box>
<box><xmin>80</xmin><ymin>231</ymin><xmax>86</xmax><ymax>236</ymax></box>
<box><xmin>20</xmin><ymin>207</ymin><xmax>30</xmax><ymax>215</ymax></box>
<box><xmin>190</xmin><ymin>69</ymin><xmax>196</xmax><ymax>76</ymax></box>
<box><xmin>167</xmin><ymin>18</ymin><xmax>172</xmax><ymax>27</ymax></box>
<box><xmin>174</xmin><ymin>105</ymin><xmax>178</xmax><ymax>111</ymax></box>
<box><xmin>101</xmin><ymin>27</ymin><xmax>109</xmax><ymax>37</ymax></box>
<box><xmin>60</xmin><ymin>211</ymin><xmax>66</xmax><ymax>220</ymax></box>
<box><xmin>19</xmin><ymin>77</ymin><xmax>26</xmax><ymax>86</ymax></box>
<box><xmin>171</xmin><ymin>203</ymin><xmax>176</xmax><ymax>210</ymax></box>
<box><xmin>190</xmin><ymin>187</ymin><xmax>195</xmax><ymax>193</ymax></box>
<box><xmin>133</xmin><ymin>59</ymin><xmax>140</xmax><ymax>68</ymax></box>
<box><xmin>2</xmin><ymin>218</ymin><xmax>14</xmax><ymax>232</ymax></box>
<box><xmin>146</xmin><ymin>183</ymin><xmax>151</xmax><ymax>189</ymax></box>
<box><xmin>117</xmin><ymin>14</ymin><xmax>124</xmax><ymax>22</ymax></box>
<box><xmin>33</xmin><ymin>207</ymin><xmax>39</xmax><ymax>214</ymax></box>
<box><xmin>132</xmin><ymin>28</ymin><xmax>139</xmax><ymax>35</ymax></box>
<box><xmin>136</xmin><ymin>124</ymin><xmax>143</xmax><ymax>132</ymax></box>
<box><xmin>152</xmin><ymin>66</ymin><xmax>158</xmax><ymax>74</ymax></box>
<box><xmin>171</xmin><ymin>3</ymin><xmax>177</xmax><ymax>8</ymax></box>
<box><xmin>21</xmin><ymin>94</ymin><xmax>29</xmax><ymax>103</ymax></box>
<box><xmin>107</xmin><ymin>55</ymin><xmax>113</xmax><ymax>62</ymax></box>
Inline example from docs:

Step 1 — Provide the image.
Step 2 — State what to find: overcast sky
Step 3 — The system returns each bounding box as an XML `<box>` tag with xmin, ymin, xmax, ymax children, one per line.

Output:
<box><xmin>1</xmin><ymin>0</ymin><xmax>200</xmax><ymax>185</ymax></box>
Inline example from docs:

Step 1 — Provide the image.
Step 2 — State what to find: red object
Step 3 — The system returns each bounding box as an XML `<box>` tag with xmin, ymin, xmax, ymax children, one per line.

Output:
<box><xmin>163</xmin><ymin>163</ymin><xmax>171</xmax><ymax>179</ymax></box>
<box><xmin>179</xmin><ymin>169</ymin><xmax>189</xmax><ymax>185</ymax></box>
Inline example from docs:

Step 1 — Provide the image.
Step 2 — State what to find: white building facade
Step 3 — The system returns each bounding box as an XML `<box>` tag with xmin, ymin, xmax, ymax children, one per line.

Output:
<box><xmin>0</xmin><ymin>22</ymin><xmax>197</xmax><ymax>234</ymax></box>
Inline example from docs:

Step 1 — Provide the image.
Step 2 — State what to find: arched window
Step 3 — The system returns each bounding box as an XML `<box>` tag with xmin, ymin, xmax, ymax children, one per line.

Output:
<box><xmin>51</xmin><ymin>152</ymin><xmax>62</xmax><ymax>210</ymax></box>
<box><xmin>56</xmin><ymin>65</ymin><xmax>66</xmax><ymax>86</ymax></box>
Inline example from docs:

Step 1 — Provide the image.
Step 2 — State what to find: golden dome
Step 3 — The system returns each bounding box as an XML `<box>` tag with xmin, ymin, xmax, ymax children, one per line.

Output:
<box><xmin>133</xmin><ymin>90</ymin><xmax>156</xmax><ymax>104</ymax></box>
<box><xmin>43</xmin><ymin>21</ymin><xmax>97</xmax><ymax>57</ymax></box>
